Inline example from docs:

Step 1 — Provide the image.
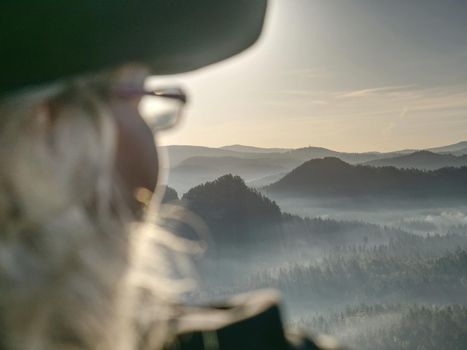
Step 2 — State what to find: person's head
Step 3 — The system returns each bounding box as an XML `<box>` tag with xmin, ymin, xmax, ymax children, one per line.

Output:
<box><xmin>0</xmin><ymin>2</ymin><xmax>267</xmax><ymax>350</ymax></box>
<box><xmin>0</xmin><ymin>64</ymin><xmax>175</xmax><ymax>350</ymax></box>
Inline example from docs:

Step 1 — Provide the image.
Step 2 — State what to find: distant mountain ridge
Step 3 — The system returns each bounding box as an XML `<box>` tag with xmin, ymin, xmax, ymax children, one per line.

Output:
<box><xmin>220</xmin><ymin>145</ymin><xmax>289</xmax><ymax>153</ymax></box>
<box><xmin>160</xmin><ymin>145</ymin><xmax>256</xmax><ymax>167</ymax></box>
<box><xmin>168</xmin><ymin>155</ymin><xmax>300</xmax><ymax>193</ymax></box>
<box><xmin>364</xmin><ymin>151</ymin><xmax>467</xmax><ymax>170</ymax></box>
<box><xmin>285</xmin><ymin>146</ymin><xmax>391</xmax><ymax>164</ymax></box>
<box><xmin>163</xmin><ymin>141</ymin><xmax>467</xmax><ymax>166</ymax></box>
<box><xmin>427</xmin><ymin>141</ymin><xmax>467</xmax><ymax>154</ymax></box>
<box><xmin>164</xmin><ymin>141</ymin><xmax>467</xmax><ymax>193</ymax></box>
<box><xmin>265</xmin><ymin>157</ymin><xmax>467</xmax><ymax>199</ymax></box>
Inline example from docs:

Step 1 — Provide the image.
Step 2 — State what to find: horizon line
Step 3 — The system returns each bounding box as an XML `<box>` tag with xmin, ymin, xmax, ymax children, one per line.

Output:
<box><xmin>160</xmin><ymin>140</ymin><xmax>467</xmax><ymax>154</ymax></box>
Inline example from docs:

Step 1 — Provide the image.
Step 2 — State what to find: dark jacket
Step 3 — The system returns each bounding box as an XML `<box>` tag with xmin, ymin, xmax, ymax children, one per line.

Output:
<box><xmin>165</xmin><ymin>290</ymin><xmax>343</xmax><ymax>350</ymax></box>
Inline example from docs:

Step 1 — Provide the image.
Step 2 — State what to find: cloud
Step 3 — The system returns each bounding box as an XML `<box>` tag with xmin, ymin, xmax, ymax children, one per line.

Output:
<box><xmin>382</xmin><ymin>106</ymin><xmax>409</xmax><ymax>136</ymax></box>
<box><xmin>264</xmin><ymin>90</ymin><xmax>323</xmax><ymax>97</ymax></box>
<box><xmin>262</xmin><ymin>85</ymin><xmax>467</xmax><ymax>123</ymax></box>
<box><xmin>337</xmin><ymin>85</ymin><xmax>415</xmax><ymax>98</ymax></box>
<box><xmin>330</xmin><ymin>85</ymin><xmax>467</xmax><ymax>119</ymax></box>
<box><xmin>259</xmin><ymin>90</ymin><xmax>330</xmax><ymax>107</ymax></box>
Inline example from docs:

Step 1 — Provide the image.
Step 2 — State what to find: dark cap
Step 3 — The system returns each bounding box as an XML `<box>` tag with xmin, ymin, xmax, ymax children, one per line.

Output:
<box><xmin>0</xmin><ymin>0</ymin><xmax>267</xmax><ymax>97</ymax></box>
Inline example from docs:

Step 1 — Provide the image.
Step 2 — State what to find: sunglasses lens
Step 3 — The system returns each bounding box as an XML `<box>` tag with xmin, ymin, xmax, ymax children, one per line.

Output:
<box><xmin>138</xmin><ymin>95</ymin><xmax>183</xmax><ymax>132</ymax></box>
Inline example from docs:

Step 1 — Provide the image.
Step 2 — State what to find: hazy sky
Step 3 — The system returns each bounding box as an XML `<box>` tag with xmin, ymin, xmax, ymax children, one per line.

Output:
<box><xmin>149</xmin><ymin>0</ymin><xmax>467</xmax><ymax>152</ymax></box>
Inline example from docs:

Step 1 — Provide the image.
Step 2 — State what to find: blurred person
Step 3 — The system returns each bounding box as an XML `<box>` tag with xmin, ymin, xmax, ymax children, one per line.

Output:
<box><xmin>0</xmin><ymin>1</ymin><xmax>339</xmax><ymax>350</ymax></box>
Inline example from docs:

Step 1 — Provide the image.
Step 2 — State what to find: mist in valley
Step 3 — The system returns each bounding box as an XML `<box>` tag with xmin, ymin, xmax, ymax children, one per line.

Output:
<box><xmin>161</xmin><ymin>142</ymin><xmax>467</xmax><ymax>349</ymax></box>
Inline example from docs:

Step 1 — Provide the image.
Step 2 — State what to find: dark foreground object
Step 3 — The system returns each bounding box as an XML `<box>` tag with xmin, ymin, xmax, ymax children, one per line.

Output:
<box><xmin>1</xmin><ymin>0</ymin><xmax>267</xmax><ymax>97</ymax></box>
<box><xmin>165</xmin><ymin>291</ymin><xmax>342</xmax><ymax>350</ymax></box>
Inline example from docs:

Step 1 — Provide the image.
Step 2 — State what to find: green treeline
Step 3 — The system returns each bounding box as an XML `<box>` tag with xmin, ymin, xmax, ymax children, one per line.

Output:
<box><xmin>298</xmin><ymin>304</ymin><xmax>467</xmax><ymax>350</ymax></box>
<box><xmin>247</xmin><ymin>248</ymin><xmax>467</xmax><ymax>305</ymax></box>
<box><xmin>177</xmin><ymin>173</ymin><xmax>467</xmax><ymax>349</ymax></box>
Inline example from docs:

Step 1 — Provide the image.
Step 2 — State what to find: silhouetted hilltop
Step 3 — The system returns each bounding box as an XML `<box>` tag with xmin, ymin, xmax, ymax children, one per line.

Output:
<box><xmin>265</xmin><ymin>157</ymin><xmax>467</xmax><ymax>199</ymax></box>
<box><xmin>287</xmin><ymin>147</ymin><xmax>389</xmax><ymax>164</ymax></box>
<box><xmin>182</xmin><ymin>175</ymin><xmax>282</xmax><ymax>243</ymax></box>
<box><xmin>364</xmin><ymin>151</ymin><xmax>467</xmax><ymax>170</ymax></box>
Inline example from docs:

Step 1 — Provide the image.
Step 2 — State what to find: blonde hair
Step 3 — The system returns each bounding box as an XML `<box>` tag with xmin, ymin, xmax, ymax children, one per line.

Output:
<box><xmin>0</xmin><ymin>77</ymin><xmax>178</xmax><ymax>350</ymax></box>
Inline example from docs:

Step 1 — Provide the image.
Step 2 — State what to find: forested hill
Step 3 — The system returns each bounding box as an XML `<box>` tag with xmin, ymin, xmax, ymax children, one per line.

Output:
<box><xmin>181</xmin><ymin>174</ymin><xmax>407</xmax><ymax>249</ymax></box>
<box><xmin>182</xmin><ymin>175</ymin><xmax>282</xmax><ymax>243</ymax></box>
<box><xmin>265</xmin><ymin>157</ymin><xmax>467</xmax><ymax>199</ymax></box>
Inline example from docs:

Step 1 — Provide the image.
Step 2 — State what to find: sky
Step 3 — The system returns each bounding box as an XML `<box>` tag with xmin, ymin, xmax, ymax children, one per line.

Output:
<box><xmin>148</xmin><ymin>0</ymin><xmax>467</xmax><ymax>152</ymax></box>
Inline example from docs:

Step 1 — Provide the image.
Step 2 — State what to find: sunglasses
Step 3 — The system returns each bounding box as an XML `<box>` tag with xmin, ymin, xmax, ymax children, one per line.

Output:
<box><xmin>109</xmin><ymin>85</ymin><xmax>188</xmax><ymax>132</ymax></box>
